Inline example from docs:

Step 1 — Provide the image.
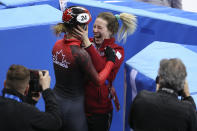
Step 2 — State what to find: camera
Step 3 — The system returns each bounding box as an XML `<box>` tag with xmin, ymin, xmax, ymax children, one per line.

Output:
<box><xmin>155</xmin><ymin>76</ymin><xmax>159</xmax><ymax>84</ymax></box>
<box><xmin>28</xmin><ymin>70</ymin><xmax>45</xmax><ymax>97</ymax></box>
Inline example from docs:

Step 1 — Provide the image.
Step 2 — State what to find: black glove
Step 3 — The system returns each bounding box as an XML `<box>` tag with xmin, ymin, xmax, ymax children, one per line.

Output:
<box><xmin>104</xmin><ymin>46</ymin><xmax>116</xmax><ymax>63</ymax></box>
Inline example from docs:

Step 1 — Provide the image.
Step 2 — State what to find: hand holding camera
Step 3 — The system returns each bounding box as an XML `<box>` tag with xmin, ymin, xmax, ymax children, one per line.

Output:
<box><xmin>182</xmin><ymin>80</ymin><xmax>190</xmax><ymax>97</ymax></box>
<box><xmin>39</xmin><ymin>70</ymin><xmax>51</xmax><ymax>91</ymax></box>
<box><xmin>28</xmin><ymin>70</ymin><xmax>50</xmax><ymax>98</ymax></box>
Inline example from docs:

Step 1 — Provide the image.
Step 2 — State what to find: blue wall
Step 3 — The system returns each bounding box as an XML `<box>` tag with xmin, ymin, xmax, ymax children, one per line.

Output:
<box><xmin>1</xmin><ymin>0</ymin><xmax>197</xmax><ymax>131</ymax></box>
<box><xmin>67</xmin><ymin>1</ymin><xmax>197</xmax><ymax>131</ymax></box>
<box><xmin>0</xmin><ymin>4</ymin><xmax>62</xmax><ymax>110</ymax></box>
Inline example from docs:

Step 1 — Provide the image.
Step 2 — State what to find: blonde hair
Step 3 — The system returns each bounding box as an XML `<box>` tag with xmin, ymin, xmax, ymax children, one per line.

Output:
<box><xmin>53</xmin><ymin>23</ymin><xmax>68</xmax><ymax>36</ymax></box>
<box><xmin>118</xmin><ymin>13</ymin><xmax>137</xmax><ymax>43</ymax></box>
<box><xmin>97</xmin><ymin>12</ymin><xmax>137</xmax><ymax>43</ymax></box>
<box><xmin>53</xmin><ymin>22</ymin><xmax>87</xmax><ymax>36</ymax></box>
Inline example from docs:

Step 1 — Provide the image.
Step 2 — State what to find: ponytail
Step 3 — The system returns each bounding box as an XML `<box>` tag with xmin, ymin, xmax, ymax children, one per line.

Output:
<box><xmin>53</xmin><ymin>23</ymin><xmax>67</xmax><ymax>36</ymax></box>
<box><xmin>118</xmin><ymin>13</ymin><xmax>137</xmax><ymax>43</ymax></box>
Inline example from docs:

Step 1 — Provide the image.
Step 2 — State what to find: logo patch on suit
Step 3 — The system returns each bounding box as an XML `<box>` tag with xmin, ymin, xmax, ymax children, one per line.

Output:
<box><xmin>116</xmin><ymin>51</ymin><xmax>122</xmax><ymax>60</ymax></box>
<box><xmin>53</xmin><ymin>50</ymin><xmax>70</xmax><ymax>68</ymax></box>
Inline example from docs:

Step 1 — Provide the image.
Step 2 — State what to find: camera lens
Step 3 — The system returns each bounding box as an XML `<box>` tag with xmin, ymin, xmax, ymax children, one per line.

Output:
<box><xmin>42</xmin><ymin>71</ymin><xmax>46</xmax><ymax>76</ymax></box>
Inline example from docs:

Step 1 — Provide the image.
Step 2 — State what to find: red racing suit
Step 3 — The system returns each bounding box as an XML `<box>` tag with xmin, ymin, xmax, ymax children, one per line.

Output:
<box><xmin>52</xmin><ymin>38</ymin><xmax>114</xmax><ymax>96</ymax></box>
<box><xmin>85</xmin><ymin>37</ymin><xmax>124</xmax><ymax>114</ymax></box>
<box><xmin>52</xmin><ymin>37</ymin><xmax>115</xmax><ymax>131</ymax></box>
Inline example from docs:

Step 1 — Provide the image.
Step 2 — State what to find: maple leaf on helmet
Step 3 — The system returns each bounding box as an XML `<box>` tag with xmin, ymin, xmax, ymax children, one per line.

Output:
<box><xmin>62</xmin><ymin>6</ymin><xmax>92</xmax><ymax>26</ymax></box>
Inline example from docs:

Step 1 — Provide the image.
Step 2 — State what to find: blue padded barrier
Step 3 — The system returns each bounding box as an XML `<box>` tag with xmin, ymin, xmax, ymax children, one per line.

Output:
<box><xmin>95</xmin><ymin>0</ymin><xmax>197</xmax><ymax>21</ymax></box>
<box><xmin>125</xmin><ymin>63</ymin><xmax>156</xmax><ymax>131</ymax></box>
<box><xmin>0</xmin><ymin>4</ymin><xmax>6</xmax><ymax>9</ymax></box>
<box><xmin>66</xmin><ymin>1</ymin><xmax>197</xmax><ymax>131</ymax></box>
<box><xmin>125</xmin><ymin>41</ymin><xmax>197</xmax><ymax>131</ymax></box>
<box><xmin>0</xmin><ymin>4</ymin><xmax>61</xmax><ymax>30</ymax></box>
<box><xmin>68</xmin><ymin>0</ymin><xmax>197</xmax><ymax>60</ymax></box>
<box><xmin>0</xmin><ymin>0</ymin><xmax>60</xmax><ymax>9</ymax></box>
<box><xmin>0</xmin><ymin>4</ymin><xmax>62</xmax><ymax>111</ymax></box>
<box><xmin>126</xmin><ymin>41</ymin><xmax>197</xmax><ymax>97</ymax></box>
<box><xmin>0</xmin><ymin>0</ymin><xmax>197</xmax><ymax>131</ymax></box>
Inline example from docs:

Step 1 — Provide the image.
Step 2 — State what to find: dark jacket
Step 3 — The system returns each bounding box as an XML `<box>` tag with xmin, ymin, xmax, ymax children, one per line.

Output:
<box><xmin>0</xmin><ymin>88</ymin><xmax>62</xmax><ymax>131</ymax></box>
<box><xmin>129</xmin><ymin>89</ymin><xmax>197</xmax><ymax>131</ymax></box>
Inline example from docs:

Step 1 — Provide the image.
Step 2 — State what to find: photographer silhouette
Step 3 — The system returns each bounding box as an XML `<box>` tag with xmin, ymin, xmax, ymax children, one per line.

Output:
<box><xmin>0</xmin><ymin>64</ymin><xmax>62</xmax><ymax>131</ymax></box>
<box><xmin>129</xmin><ymin>58</ymin><xmax>197</xmax><ymax>131</ymax></box>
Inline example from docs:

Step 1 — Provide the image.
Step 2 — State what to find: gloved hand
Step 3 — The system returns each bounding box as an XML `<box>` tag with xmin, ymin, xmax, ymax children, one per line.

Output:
<box><xmin>104</xmin><ymin>46</ymin><xmax>116</xmax><ymax>63</ymax></box>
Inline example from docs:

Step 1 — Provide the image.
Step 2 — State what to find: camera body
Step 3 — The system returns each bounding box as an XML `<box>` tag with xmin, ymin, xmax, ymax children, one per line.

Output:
<box><xmin>28</xmin><ymin>70</ymin><xmax>45</xmax><ymax>97</ymax></box>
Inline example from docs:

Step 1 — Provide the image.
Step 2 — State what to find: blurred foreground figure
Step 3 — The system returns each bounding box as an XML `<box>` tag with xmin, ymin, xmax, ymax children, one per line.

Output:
<box><xmin>129</xmin><ymin>58</ymin><xmax>197</xmax><ymax>131</ymax></box>
<box><xmin>135</xmin><ymin>0</ymin><xmax>182</xmax><ymax>9</ymax></box>
<box><xmin>0</xmin><ymin>64</ymin><xmax>62</xmax><ymax>131</ymax></box>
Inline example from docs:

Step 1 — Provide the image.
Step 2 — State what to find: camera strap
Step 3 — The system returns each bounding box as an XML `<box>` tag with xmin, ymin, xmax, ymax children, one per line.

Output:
<box><xmin>4</xmin><ymin>93</ymin><xmax>22</xmax><ymax>103</ymax></box>
<box><xmin>106</xmin><ymin>80</ymin><xmax>120</xmax><ymax>112</ymax></box>
<box><xmin>160</xmin><ymin>88</ymin><xmax>178</xmax><ymax>97</ymax></box>
<box><xmin>161</xmin><ymin>88</ymin><xmax>174</xmax><ymax>94</ymax></box>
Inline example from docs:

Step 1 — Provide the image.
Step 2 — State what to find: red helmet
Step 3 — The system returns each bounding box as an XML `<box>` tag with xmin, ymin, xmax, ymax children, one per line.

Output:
<box><xmin>62</xmin><ymin>6</ymin><xmax>92</xmax><ymax>26</ymax></box>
